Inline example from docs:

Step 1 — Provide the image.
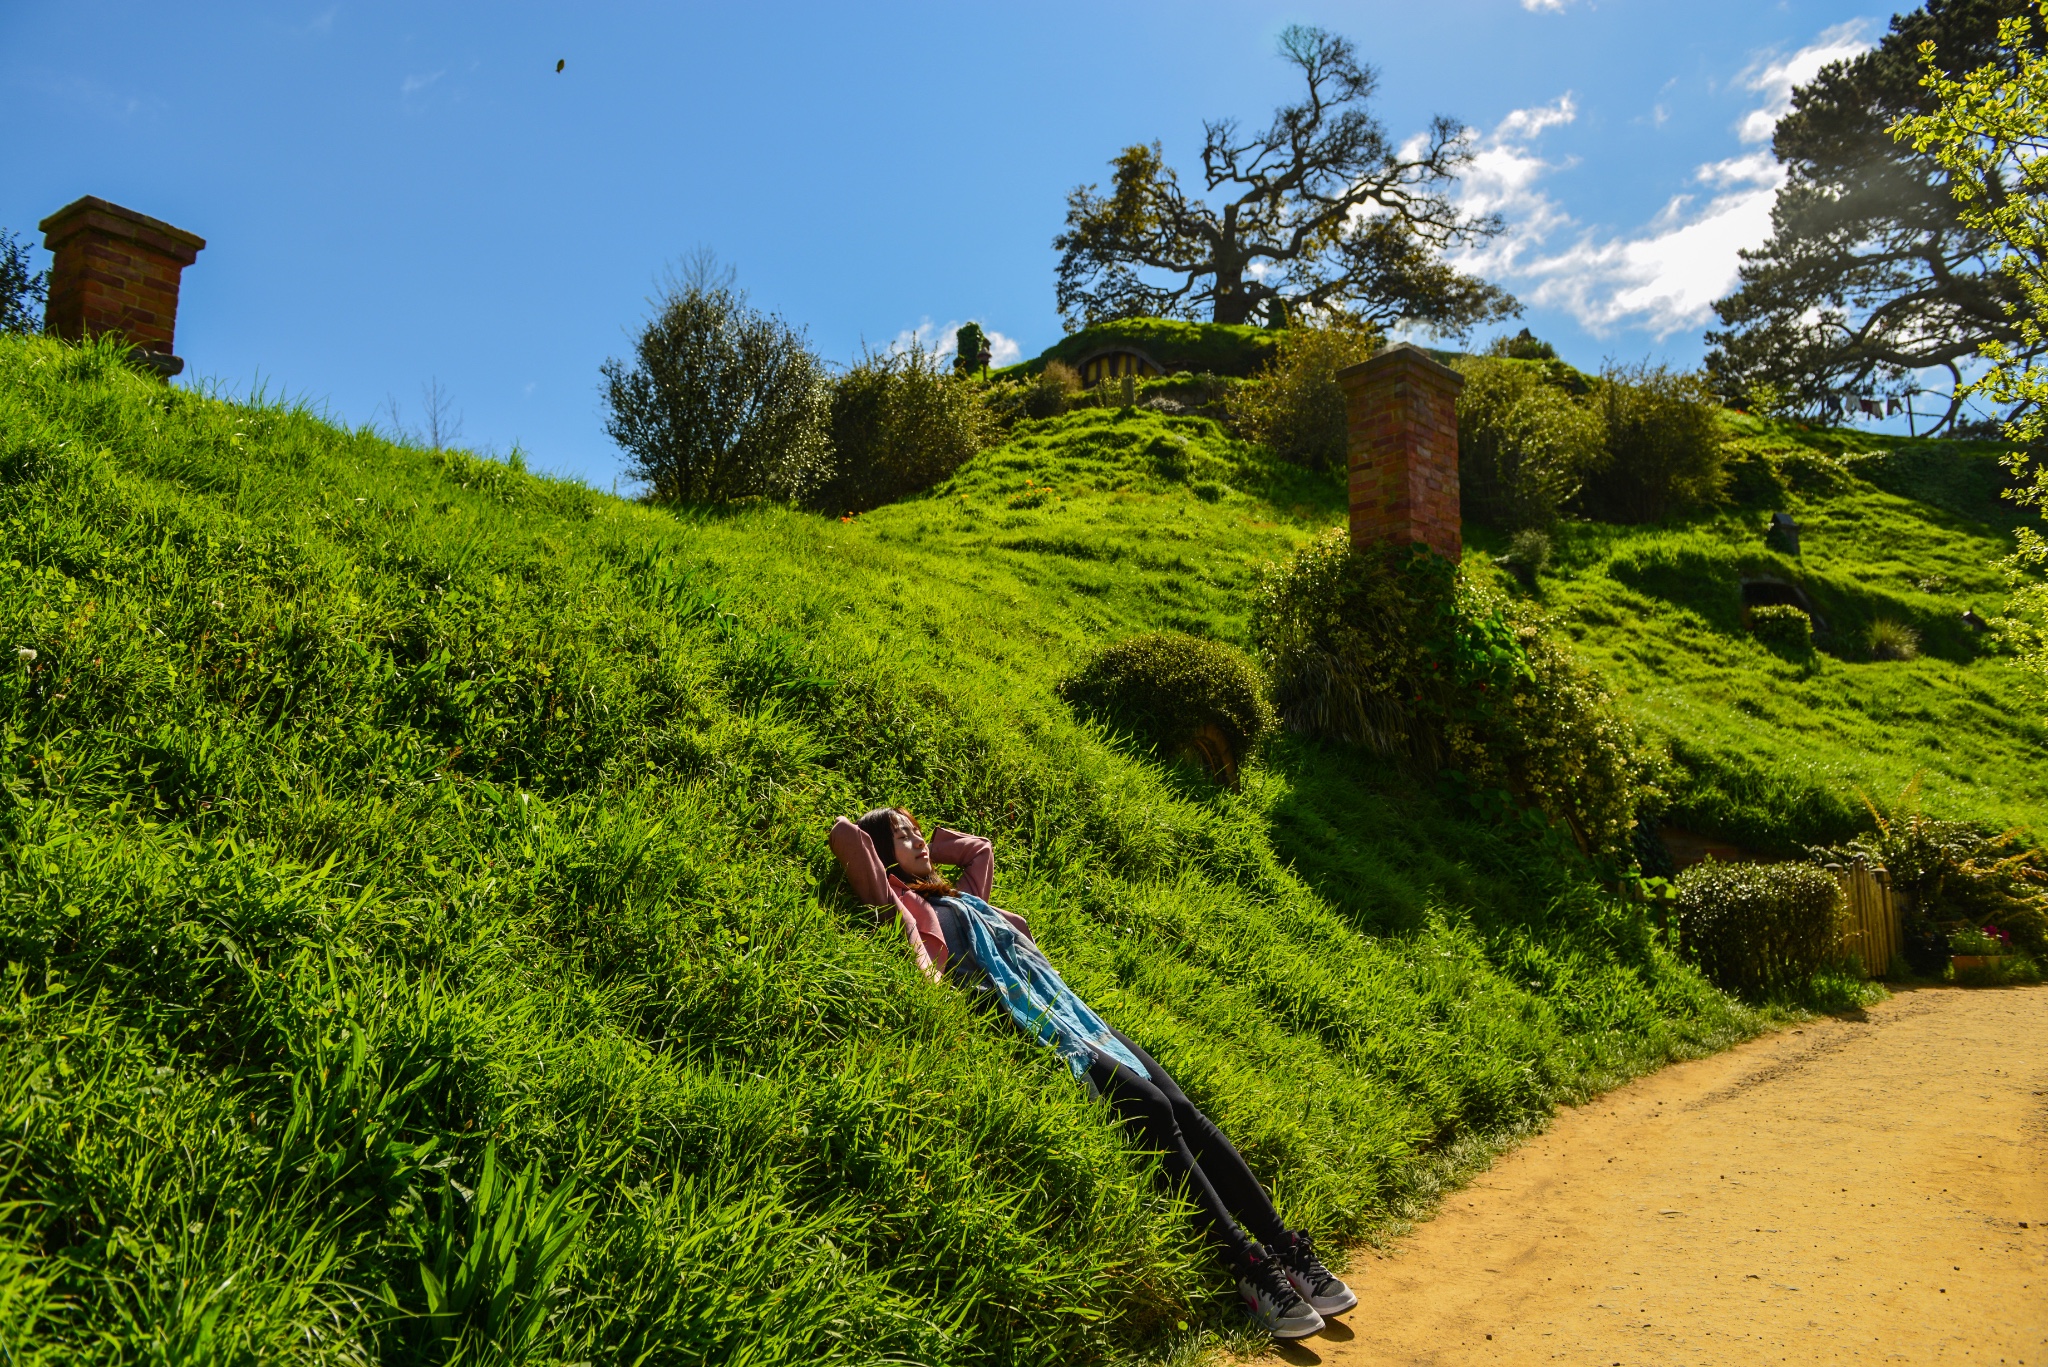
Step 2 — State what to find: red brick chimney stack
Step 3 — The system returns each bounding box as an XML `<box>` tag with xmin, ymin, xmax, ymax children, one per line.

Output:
<box><xmin>39</xmin><ymin>196</ymin><xmax>206</xmax><ymax>379</ymax></box>
<box><xmin>1336</xmin><ymin>343</ymin><xmax>1465</xmax><ymax>562</ymax></box>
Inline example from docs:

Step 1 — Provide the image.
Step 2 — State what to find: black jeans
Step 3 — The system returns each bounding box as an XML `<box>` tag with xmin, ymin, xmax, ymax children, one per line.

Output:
<box><xmin>1086</xmin><ymin>1027</ymin><xmax>1287</xmax><ymax>1266</ymax></box>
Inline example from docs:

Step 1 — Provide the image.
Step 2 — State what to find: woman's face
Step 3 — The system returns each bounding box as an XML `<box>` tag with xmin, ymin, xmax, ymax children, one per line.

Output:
<box><xmin>889</xmin><ymin>810</ymin><xmax>937</xmax><ymax>880</ymax></box>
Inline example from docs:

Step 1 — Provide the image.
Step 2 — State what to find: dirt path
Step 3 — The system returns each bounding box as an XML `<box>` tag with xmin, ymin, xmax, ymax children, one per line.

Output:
<box><xmin>1263</xmin><ymin>985</ymin><xmax>2048</xmax><ymax>1366</ymax></box>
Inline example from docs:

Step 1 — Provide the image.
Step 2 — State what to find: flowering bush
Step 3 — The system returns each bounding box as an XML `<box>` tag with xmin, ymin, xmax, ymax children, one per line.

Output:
<box><xmin>1813</xmin><ymin>778</ymin><xmax>2048</xmax><ymax>961</ymax></box>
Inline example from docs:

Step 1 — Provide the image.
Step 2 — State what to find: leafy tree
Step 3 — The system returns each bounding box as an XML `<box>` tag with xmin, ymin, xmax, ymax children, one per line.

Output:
<box><xmin>1706</xmin><ymin>0</ymin><xmax>2041</xmax><ymax>429</ymax></box>
<box><xmin>1895</xmin><ymin>2</ymin><xmax>2048</xmax><ymax>690</ymax></box>
<box><xmin>0</xmin><ymin>229</ymin><xmax>46</xmax><ymax>335</ymax></box>
<box><xmin>601</xmin><ymin>258</ymin><xmax>830</xmax><ymax>505</ymax></box>
<box><xmin>1486</xmin><ymin>328</ymin><xmax>1557</xmax><ymax>361</ymax></box>
<box><xmin>1053</xmin><ymin>25</ymin><xmax>1516</xmax><ymax>335</ymax></box>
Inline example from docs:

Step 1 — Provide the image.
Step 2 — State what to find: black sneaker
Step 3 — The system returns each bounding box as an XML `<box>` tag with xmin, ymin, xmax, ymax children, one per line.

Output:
<box><xmin>1238</xmin><ymin>1244</ymin><xmax>1325</xmax><ymax>1339</ymax></box>
<box><xmin>1275</xmin><ymin>1229</ymin><xmax>1357</xmax><ymax>1316</ymax></box>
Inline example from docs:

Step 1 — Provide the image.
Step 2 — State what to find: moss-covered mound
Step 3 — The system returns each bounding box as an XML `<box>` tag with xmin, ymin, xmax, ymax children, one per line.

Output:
<box><xmin>1005</xmin><ymin>319</ymin><xmax>1282</xmax><ymax>379</ymax></box>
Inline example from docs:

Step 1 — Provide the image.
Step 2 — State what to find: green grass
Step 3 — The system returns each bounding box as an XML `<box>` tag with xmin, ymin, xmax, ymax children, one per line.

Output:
<box><xmin>1462</xmin><ymin>415</ymin><xmax>2046</xmax><ymax>854</ymax></box>
<box><xmin>0</xmin><ymin>335</ymin><xmax>1757</xmax><ymax>1365</ymax></box>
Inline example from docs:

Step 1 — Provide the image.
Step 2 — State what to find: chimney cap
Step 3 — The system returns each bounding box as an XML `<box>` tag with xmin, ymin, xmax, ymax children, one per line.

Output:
<box><xmin>39</xmin><ymin>196</ymin><xmax>205</xmax><ymax>263</ymax></box>
<box><xmin>1336</xmin><ymin>341</ymin><xmax>1465</xmax><ymax>391</ymax></box>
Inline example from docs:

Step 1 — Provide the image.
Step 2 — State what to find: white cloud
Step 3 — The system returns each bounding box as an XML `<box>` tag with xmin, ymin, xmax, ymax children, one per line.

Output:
<box><xmin>401</xmin><ymin>70</ymin><xmax>445</xmax><ymax>95</ymax></box>
<box><xmin>1521</xmin><ymin>0</ymin><xmax>1569</xmax><ymax>11</ymax></box>
<box><xmin>1456</xmin><ymin>23</ymin><xmax>1874</xmax><ymax>339</ymax></box>
<box><xmin>892</xmin><ymin>319</ymin><xmax>1023</xmax><ymax>368</ymax></box>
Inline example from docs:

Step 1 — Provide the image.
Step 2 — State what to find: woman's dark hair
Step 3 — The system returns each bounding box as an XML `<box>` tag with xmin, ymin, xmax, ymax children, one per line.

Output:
<box><xmin>856</xmin><ymin>809</ymin><xmax>899</xmax><ymax>870</ymax></box>
<box><xmin>856</xmin><ymin>806</ymin><xmax>956</xmax><ymax>898</ymax></box>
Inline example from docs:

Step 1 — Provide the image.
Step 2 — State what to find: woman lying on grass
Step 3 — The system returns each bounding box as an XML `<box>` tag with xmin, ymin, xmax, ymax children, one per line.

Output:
<box><xmin>829</xmin><ymin>807</ymin><xmax>1355</xmax><ymax>1340</ymax></box>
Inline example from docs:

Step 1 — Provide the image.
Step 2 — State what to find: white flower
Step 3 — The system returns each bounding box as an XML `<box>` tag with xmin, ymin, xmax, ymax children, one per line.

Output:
<box><xmin>15</xmin><ymin>648</ymin><xmax>34</xmax><ymax>663</ymax></box>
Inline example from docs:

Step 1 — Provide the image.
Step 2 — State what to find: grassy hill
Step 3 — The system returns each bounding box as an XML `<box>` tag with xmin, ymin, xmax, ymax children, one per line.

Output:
<box><xmin>1469</xmin><ymin>416</ymin><xmax>2044</xmax><ymax>854</ymax></box>
<box><xmin>0</xmin><ymin>335</ymin><xmax>1765</xmax><ymax>1365</ymax></box>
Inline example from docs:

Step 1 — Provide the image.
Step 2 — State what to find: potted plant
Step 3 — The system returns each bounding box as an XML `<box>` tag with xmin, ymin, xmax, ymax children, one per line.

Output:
<box><xmin>1948</xmin><ymin>923</ymin><xmax>2013</xmax><ymax>971</ymax></box>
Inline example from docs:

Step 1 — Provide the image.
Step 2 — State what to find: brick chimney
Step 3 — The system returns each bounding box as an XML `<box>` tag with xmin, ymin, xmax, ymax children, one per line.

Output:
<box><xmin>39</xmin><ymin>196</ymin><xmax>206</xmax><ymax>379</ymax></box>
<box><xmin>1336</xmin><ymin>343</ymin><xmax>1465</xmax><ymax>562</ymax></box>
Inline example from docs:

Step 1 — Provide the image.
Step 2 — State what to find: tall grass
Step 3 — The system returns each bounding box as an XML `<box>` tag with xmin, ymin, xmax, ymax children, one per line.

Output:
<box><xmin>0</xmin><ymin>334</ymin><xmax>1751</xmax><ymax>1363</ymax></box>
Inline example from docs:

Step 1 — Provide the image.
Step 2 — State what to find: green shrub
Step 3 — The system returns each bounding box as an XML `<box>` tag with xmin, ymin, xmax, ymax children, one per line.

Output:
<box><xmin>601</xmin><ymin>267</ymin><xmax>830</xmax><ymax>505</ymax></box>
<box><xmin>1225</xmin><ymin>320</ymin><xmax>1382</xmax><ymax>473</ymax></box>
<box><xmin>1454</xmin><ymin>357</ymin><xmax>1604</xmax><ymax>531</ymax></box>
<box><xmin>1253</xmin><ymin>531</ymin><xmax>1645</xmax><ymax>855</ymax></box>
<box><xmin>812</xmin><ymin>342</ymin><xmax>986</xmax><ymax>514</ymax></box>
<box><xmin>1673</xmin><ymin>860</ymin><xmax>1845</xmax><ymax>997</ymax></box>
<box><xmin>1868</xmin><ymin>617</ymin><xmax>1921</xmax><ymax>661</ymax></box>
<box><xmin>1580</xmin><ymin>364</ymin><xmax>1727</xmax><ymax>523</ymax></box>
<box><xmin>1025</xmin><ymin>360</ymin><xmax>1081</xmax><ymax>419</ymax></box>
<box><xmin>1055</xmin><ymin>631</ymin><xmax>1273</xmax><ymax>778</ymax></box>
<box><xmin>1486</xmin><ymin>328</ymin><xmax>1558</xmax><ymax>361</ymax></box>
<box><xmin>1749</xmin><ymin>603</ymin><xmax>1811</xmax><ymax>655</ymax></box>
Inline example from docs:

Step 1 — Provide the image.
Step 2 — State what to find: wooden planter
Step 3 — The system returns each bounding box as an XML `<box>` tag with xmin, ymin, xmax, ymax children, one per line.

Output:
<box><xmin>1950</xmin><ymin>955</ymin><xmax>2005</xmax><ymax>971</ymax></box>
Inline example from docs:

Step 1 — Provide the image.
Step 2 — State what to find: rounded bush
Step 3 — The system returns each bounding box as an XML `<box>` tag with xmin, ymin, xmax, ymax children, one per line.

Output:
<box><xmin>1582</xmin><ymin>363</ymin><xmax>1727</xmax><ymax>523</ymax></box>
<box><xmin>1024</xmin><ymin>361</ymin><xmax>1081</xmax><ymax>419</ymax></box>
<box><xmin>1056</xmin><ymin>632</ymin><xmax>1273</xmax><ymax>779</ymax></box>
<box><xmin>1673</xmin><ymin>860</ymin><xmax>1844</xmax><ymax>997</ymax></box>
<box><xmin>1749</xmin><ymin>603</ymin><xmax>1812</xmax><ymax>655</ymax></box>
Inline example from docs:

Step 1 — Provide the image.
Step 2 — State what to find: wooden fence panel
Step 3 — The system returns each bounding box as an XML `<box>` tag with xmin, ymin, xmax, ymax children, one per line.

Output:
<box><xmin>1833</xmin><ymin>862</ymin><xmax>1898</xmax><ymax>979</ymax></box>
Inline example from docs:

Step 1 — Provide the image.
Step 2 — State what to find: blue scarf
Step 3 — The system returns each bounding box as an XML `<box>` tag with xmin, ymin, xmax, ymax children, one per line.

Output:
<box><xmin>943</xmin><ymin>892</ymin><xmax>1149</xmax><ymax>1083</ymax></box>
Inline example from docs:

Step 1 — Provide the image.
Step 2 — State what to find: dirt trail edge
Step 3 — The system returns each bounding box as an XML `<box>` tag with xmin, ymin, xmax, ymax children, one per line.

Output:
<box><xmin>1260</xmin><ymin>985</ymin><xmax>2048</xmax><ymax>1366</ymax></box>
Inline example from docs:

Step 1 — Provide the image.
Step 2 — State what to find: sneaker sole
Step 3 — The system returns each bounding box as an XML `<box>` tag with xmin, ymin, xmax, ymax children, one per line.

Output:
<box><xmin>1241</xmin><ymin>1295</ymin><xmax>1325</xmax><ymax>1339</ymax></box>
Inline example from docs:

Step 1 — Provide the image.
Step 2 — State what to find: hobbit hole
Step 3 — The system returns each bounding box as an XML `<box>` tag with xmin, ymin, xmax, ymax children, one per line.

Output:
<box><xmin>1076</xmin><ymin>348</ymin><xmax>1164</xmax><ymax>386</ymax></box>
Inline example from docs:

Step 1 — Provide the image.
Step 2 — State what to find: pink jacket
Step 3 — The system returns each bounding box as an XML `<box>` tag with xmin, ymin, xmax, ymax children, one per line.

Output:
<box><xmin>828</xmin><ymin>817</ymin><xmax>1033</xmax><ymax>980</ymax></box>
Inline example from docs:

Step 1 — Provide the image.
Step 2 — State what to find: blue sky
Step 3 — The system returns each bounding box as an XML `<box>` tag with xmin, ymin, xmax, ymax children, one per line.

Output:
<box><xmin>5</xmin><ymin>2</ymin><xmax>1905</xmax><ymax>485</ymax></box>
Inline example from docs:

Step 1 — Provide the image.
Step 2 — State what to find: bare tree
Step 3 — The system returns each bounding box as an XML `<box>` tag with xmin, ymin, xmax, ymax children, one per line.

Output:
<box><xmin>380</xmin><ymin>377</ymin><xmax>464</xmax><ymax>450</ymax></box>
<box><xmin>420</xmin><ymin>377</ymin><xmax>462</xmax><ymax>450</ymax></box>
<box><xmin>1053</xmin><ymin>26</ymin><xmax>1517</xmax><ymax>334</ymax></box>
